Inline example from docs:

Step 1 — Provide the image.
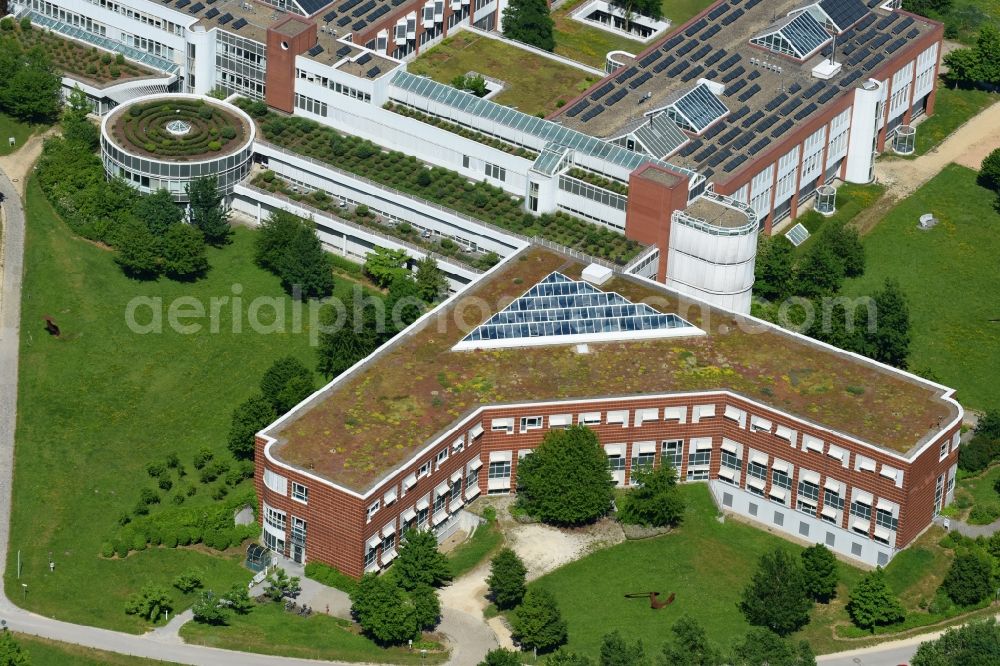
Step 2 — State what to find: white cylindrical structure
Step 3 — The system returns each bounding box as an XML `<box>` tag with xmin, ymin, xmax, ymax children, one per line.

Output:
<box><xmin>187</xmin><ymin>26</ymin><xmax>217</xmax><ymax>97</ymax></box>
<box><xmin>665</xmin><ymin>194</ymin><xmax>758</xmax><ymax>313</ymax></box>
<box><xmin>100</xmin><ymin>93</ymin><xmax>255</xmax><ymax>203</ymax></box>
<box><xmin>815</xmin><ymin>185</ymin><xmax>837</xmax><ymax>216</ymax></box>
<box><xmin>893</xmin><ymin>125</ymin><xmax>915</xmax><ymax>155</ymax></box>
<box><xmin>844</xmin><ymin>80</ymin><xmax>883</xmax><ymax>184</ymax></box>
<box><xmin>605</xmin><ymin>50</ymin><xmax>634</xmax><ymax>74</ymax></box>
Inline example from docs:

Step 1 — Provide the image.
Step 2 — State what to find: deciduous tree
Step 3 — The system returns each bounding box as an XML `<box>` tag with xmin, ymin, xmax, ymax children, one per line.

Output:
<box><xmin>263</xmin><ymin>568</ymin><xmax>301</xmax><ymax>602</ymax></box>
<box><xmin>487</xmin><ymin>548</ymin><xmax>527</xmax><ymax>610</ymax></box>
<box><xmin>912</xmin><ymin>618</ymin><xmax>1000</xmax><ymax>666</ymax></box>
<box><xmin>115</xmin><ymin>219</ymin><xmax>161</xmax><ymax>278</ymax></box>
<box><xmin>616</xmin><ymin>462</ymin><xmax>685</xmax><ymax>527</ymax></box>
<box><xmin>847</xmin><ymin>567</ymin><xmax>905</xmax><ymax>632</ymax></box>
<box><xmin>191</xmin><ymin>589</ymin><xmax>230</xmax><ymax>625</ymax></box>
<box><xmin>227</xmin><ymin>393</ymin><xmax>276</xmax><ymax>460</ymax></box>
<box><xmin>511</xmin><ymin>588</ymin><xmax>567</xmax><ymax>654</ymax></box>
<box><xmin>754</xmin><ymin>236</ymin><xmax>795</xmax><ymax>302</ymax></box>
<box><xmin>134</xmin><ymin>189</ymin><xmax>184</xmax><ymax>236</ymax></box>
<box><xmin>600</xmin><ymin>630</ymin><xmax>648</xmax><ymax>666</ymax></box>
<box><xmin>350</xmin><ymin>574</ymin><xmax>418</xmax><ymax>645</ymax></box>
<box><xmin>801</xmin><ymin>544</ymin><xmax>839</xmax><ymax>603</ymax></box>
<box><xmin>2</xmin><ymin>46</ymin><xmax>61</xmax><ymax>122</ymax></box>
<box><xmin>275</xmin><ymin>222</ymin><xmax>335</xmax><ymax>299</ymax></box>
<box><xmin>315</xmin><ymin>292</ymin><xmax>382</xmax><ymax>379</ymax></box>
<box><xmin>730</xmin><ymin>627</ymin><xmax>816</xmax><ymax>666</ymax></box>
<box><xmin>478</xmin><ymin>648</ymin><xmax>522</xmax><ymax>666</ymax></box>
<box><xmin>515</xmin><ymin>425</ymin><xmax>614</xmax><ymax>526</ymax></box>
<box><xmin>979</xmin><ymin>148</ymin><xmax>1000</xmax><ymax>193</ymax></box>
<box><xmin>394</xmin><ymin>529</ymin><xmax>453</xmax><ymax>590</ymax></box>
<box><xmin>62</xmin><ymin>86</ymin><xmax>100</xmax><ymax>150</ymax></box>
<box><xmin>161</xmin><ymin>223</ymin><xmax>208</xmax><ymax>280</ymax></box>
<box><xmin>364</xmin><ymin>247</ymin><xmax>409</xmax><ymax>288</ymax></box>
<box><xmin>738</xmin><ymin>549</ymin><xmax>813</xmax><ymax>636</ymax></box>
<box><xmin>826</xmin><ymin>223</ymin><xmax>865</xmax><ymax>278</ymax></box>
<box><xmin>260</xmin><ymin>356</ymin><xmax>314</xmax><ymax>414</ymax></box>
<box><xmin>0</xmin><ymin>629</ymin><xmax>31</xmax><ymax>666</ymax></box>
<box><xmin>658</xmin><ymin>615</ymin><xmax>722</xmax><ymax>666</ymax></box>
<box><xmin>796</xmin><ymin>242</ymin><xmax>844</xmax><ymax>298</ymax></box>
<box><xmin>501</xmin><ymin>0</ymin><xmax>555</xmax><ymax>51</ymax></box>
<box><xmin>942</xmin><ymin>551</ymin><xmax>994</xmax><ymax>606</ymax></box>
<box><xmin>411</xmin><ymin>584</ymin><xmax>441</xmax><ymax>631</ymax></box>
<box><xmin>124</xmin><ymin>584</ymin><xmax>173</xmax><ymax>622</ymax></box>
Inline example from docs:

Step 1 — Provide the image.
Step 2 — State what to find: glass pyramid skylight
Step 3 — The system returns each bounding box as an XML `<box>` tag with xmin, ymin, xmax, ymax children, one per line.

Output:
<box><xmin>453</xmin><ymin>272</ymin><xmax>702</xmax><ymax>350</ymax></box>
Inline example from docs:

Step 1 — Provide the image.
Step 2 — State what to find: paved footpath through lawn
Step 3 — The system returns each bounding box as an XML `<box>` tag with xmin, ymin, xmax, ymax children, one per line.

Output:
<box><xmin>0</xmin><ymin>161</ymin><xmax>496</xmax><ymax>664</ymax></box>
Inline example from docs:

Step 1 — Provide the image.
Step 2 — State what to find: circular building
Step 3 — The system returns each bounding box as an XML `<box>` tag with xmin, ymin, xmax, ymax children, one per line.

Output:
<box><xmin>100</xmin><ymin>93</ymin><xmax>255</xmax><ymax>203</ymax></box>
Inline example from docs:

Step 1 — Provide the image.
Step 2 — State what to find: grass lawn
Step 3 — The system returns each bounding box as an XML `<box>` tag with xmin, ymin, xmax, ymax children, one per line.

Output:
<box><xmin>552</xmin><ymin>0</ymin><xmax>715</xmax><ymax>68</ymax></box>
<box><xmin>0</xmin><ymin>112</ymin><xmax>38</xmax><ymax>156</ymax></box>
<box><xmin>840</xmin><ymin>164</ymin><xmax>1000</xmax><ymax>411</ymax></box>
<box><xmin>407</xmin><ymin>32</ymin><xmax>598</xmax><ymax>117</ymax></box>
<box><xmin>789</xmin><ymin>182</ymin><xmax>885</xmax><ymax>256</ymax></box>
<box><xmin>14</xmin><ymin>633</ymin><xmax>176</xmax><ymax>666</ymax></box>
<box><xmin>446</xmin><ymin>513</ymin><xmax>503</xmax><ymax>578</ymax></box>
<box><xmin>529</xmin><ymin>484</ymin><xmax>959</xmax><ymax>658</ymax></box>
<box><xmin>179</xmin><ymin>602</ymin><xmax>447</xmax><ymax>664</ymax></box>
<box><xmin>4</xmin><ymin>179</ymin><xmax>341</xmax><ymax>632</ymax></box>
<box><xmin>905</xmin><ymin>84</ymin><xmax>996</xmax><ymax>157</ymax></box>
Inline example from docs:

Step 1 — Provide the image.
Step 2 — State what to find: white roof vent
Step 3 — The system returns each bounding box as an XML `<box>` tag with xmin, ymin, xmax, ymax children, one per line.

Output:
<box><xmin>812</xmin><ymin>59</ymin><xmax>843</xmax><ymax>80</ymax></box>
<box><xmin>581</xmin><ymin>263</ymin><xmax>614</xmax><ymax>286</ymax></box>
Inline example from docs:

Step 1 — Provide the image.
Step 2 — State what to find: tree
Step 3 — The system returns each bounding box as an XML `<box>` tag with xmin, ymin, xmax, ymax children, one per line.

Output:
<box><xmin>515</xmin><ymin>425</ymin><xmax>614</xmax><ymax>526</ymax></box>
<box><xmin>912</xmin><ymin>618</ymin><xmax>1000</xmax><ymax>666</ymax></box>
<box><xmin>411</xmin><ymin>584</ymin><xmax>441</xmax><ymax>631</ymax></box>
<box><xmin>977</xmin><ymin>410</ymin><xmax>1000</xmax><ymax>441</ymax></box>
<box><xmin>315</xmin><ymin>292</ymin><xmax>381</xmax><ymax>380</ymax></box>
<box><xmin>134</xmin><ymin>189</ymin><xmax>184</xmax><ymax>236</ymax></box>
<box><xmin>227</xmin><ymin>393</ymin><xmax>276</xmax><ymax>460</ymax></box>
<box><xmin>754</xmin><ymin>236</ymin><xmax>795</xmax><ymax>302</ymax></box>
<box><xmin>610</xmin><ymin>0</ymin><xmax>662</xmax><ymax>25</ymax></box>
<box><xmin>255</xmin><ymin>210</ymin><xmax>303</xmax><ymax>272</ymax></box>
<box><xmin>350</xmin><ymin>574</ymin><xmax>418</xmax><ymax>645</ymax></box>
<box><xmin>866</xmin><ymin>278</ymin><xmax>911</xmax><ymax>369</ymax></box>
<box><xmin>658</xmin><ymin>615</ymin><xmax>722</xmax><ymax>666</ymax></box>
<box><xmin>942</xmin><ymin>47</ymin><xmax>983</xmax><ymax>87</ymax></box>
<box><xmin>124</xmin><ymin>584</ymin><xmax>173</xmax><ymax>622</ymax></box>
<box><xmin>980</xmin><ymin>148</ymin><xmax>1000</xmax><ymax>193</ymax></box>
<box><xmin>478</xmin><ymin>648</ymin><xmax>522</xmax><ymax>666</ymax></box>
<box><xmin>394</xmin><ymin>528</ymin><xmax>452</xmax><ymax>590</ymax></box>
<box><xmin>62</xmin><ymin>86</ymin><xmax>99</xmax><ymax>150</ymax></box>
<box><xmin>738</xmin><ymin>549</ymin><xmax>813</xmax><ymax>636</ymax></box>
<box><xmin>730</xmin><ymin>627</ymin><xmax>815</xmax><ymax>666</ymax></box>
<box><xmin>942</xmin><ymin>551</ymin><xmax>994</xmax><ymax>606</ymax></box>
<box><xmin>796</xmin><ymin>242</ymin><xmax>844</xmax><ymax>298</ymax></box>
<box><xmin>364</xmin><ymin>247</ymin><xmax>409</xmax><ymax>288</ymax></box>
<box><xmin>115</xmin><ymin>219</ymin><xmax>161</xmax><ymax>278</ymax></box>
<box><xmin>161</xmin><ymin>223</ymin><xmax>208</xmax><ymax>280</ymax></box>
<box><xmin>616</xmin><ymin>463</ymin><xmax>685</xmax><ymax>527</ymax></box>
<box><xmin>414</xmin><ymin>256</ymin><xmax>447</xmax><ymax>303</ymax></box>
<box><xmin>223</xmin><ymin>583</ymin><xmax>254</xmax><ymax>615</ymax></box>
<box><xmin>487</xmin><ymin>548</ymin><xmax>527</xmax><ymax>610</ymax></box>
<box><xmin>275</xmin><ymin>222</ymin><xmax>334</xmax><ymax>299</ymax></box>
<box><xmin>386</xmin><ymin>271</ymin><xmax>425</xmax><ymax>332</ymax></box>
<box><xmin>903</xmin><ymin>0</ymin><xmax>952</xmax><ymax>18</ymax></box>
<box><xmin>801</xmin><ymin>544</ymin><xmax>839</xmax><ymax>603</ymax></box>
<box><xmin>451</xmin><ymin>74</ymin><xmax>489</xmax><ymax>97</ymax></box>
<box><xmin>847</xmin><ymin>567</ymin><xmax>905</xmax><ymax>632</ymax></box>
<box><xmin>263</xmin><ymin>568</ymin><xmax>301</xmax><ymax>602</ymax></box>
<box><xmin>186</xmin><ymin>176</ymin><xmax>231</xmax><ymax>246</ymax></box>
<box><xmin>172</xmin><ymin>569</ymin><xmax>204</xmax><ymax>593</ymax></box>
<box><xmin>501</xmin><ymin>0</ymin><xmax>555</xmax><ymax>52</ymax></box>
<box><xmin>3</xmin><ymin>47</ymin><xmax>61</xmax><ymax>122</ymax></box>
<box><xmin>191</xmin><ymin>589</ymin><xmax>230</xmax><ymax>625</ymax></box>
<box><xmin>260</xmin><ymin>356</ymin><xmax>314</xmax><ymax>414</ymax></box>
<box><xmin>511</xmin><ymin>588</ymin><xmax>567</xmax><ymax>654</ymax></box>
<box><xmin>0</xmin><ymin>630</ymin><xmax>31</xmax><ymax>666</ymax></box>
<box><xmin>600</xmin><ymin>630</ymin><xmax>647</xmax><ymax>666</ymax></box>
<box><xmin>804</xmin><ymin>297</ymin><xmax>867</xmax><ymax>355</ymax></box>
<box><xmin>826</xmin><ymin>224</ymin><xmax>865</xmax><ymax>278</ymax></box>
<box><xmin>976</xmin><ymin>24</ymin><xmax>1000</xmax><ymax>86</ymax></box>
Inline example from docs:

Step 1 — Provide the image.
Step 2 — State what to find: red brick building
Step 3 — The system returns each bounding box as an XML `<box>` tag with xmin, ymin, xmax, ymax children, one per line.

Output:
<box><xmin>255</xmin><ymin>245</ymin><xmax>962</xmax><ymax>577</ymax></box>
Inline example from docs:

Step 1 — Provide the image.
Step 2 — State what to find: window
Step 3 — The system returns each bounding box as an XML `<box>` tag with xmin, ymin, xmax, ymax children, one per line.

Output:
<box><xmin>875</xmin><ymin>509</ymin><xmax>898</xmax><ymax>532</ymax></box>
<box><xmin>747</xmin><ymin>461</ymin><xmax>767</xmax><ymax>481</ymax></box>
<box><xmin>466</xmin><ymin>466</ymin><xmax>479</xmax><ymax>490</ymax></box>
<box><xmin>485</xmin><ymin>162</ymin><xmax>506</xmax><ymax>182</ymax></box>
<box><xmin>771</xmin><ymin>469</ymin><xmax>792</xmax><ymax>490</ymax></box>
<box><xmin>264</xmin><ymin>530</ymin><xmax>284</xmax><ymax>553</ymax></box>
<box><xmin>824</xmin><ymin>489</ymin><xmax>845</xmax><ymax>511</ymax></box>
<box><xmin>798</xmin><ymin>479</ymin><xmax>819</xmax><ymax>502</ymax></box>
<box><xmin>435</xmin><ymin>448</ymin><xmax>449</xmax><ymax>468</ymax></box>
<box><xmin>492</xmin><ymin>418</ymin><xmax>514</xmax><ymax>433</ymax></box>
<box><xmin>263</xmin><ymin>469</ymin><xmax>287</xmax><ymax>495</ymax></box>
<box><xmin>939</xmin><ymin>441</ymin><xmax>948</xmax><ymax>461</ymax></box>
<box><xmin>291</xmin><ymin>517</ymin><xmax>306</xmax><ymax>545</ymax></box>
<box><xmin>799</xmin><ymin>521</ymin><xmax>810</xmax><ymax>537</ymax></box>
<box><xmin>721</xmin><ymin>450</ymin><xmax>742</xmax><ymax>471</ymax></box>
<box><xmin>722</xmin><ymin>492</ymin><xmax>733</xmax><ymax>507</ymax></box>
<box><xmin>364</xmin><ymin>545</ymin><xmax>377</xmax><ymax>568</ymax></box>
<box><xmin>366</xmin><ymin>501</ymin><xmax>380</xmax><ymax>522</ymax></box>
<box><xmin>607</xmin><ymin>454</ymin><xmax>625</xmax><ymax>472</ymax></box>
<box><xmin>264</xmin><ymin>505</ymin><xmax>286</xmax><ymax>531</ymax></box>
<box><xmin>433</xmin><ymin>493</ymin><xmax>447</xmax><ymax>514</ymax></box>
<box><xmin>662</xmin><ymin>440</ymin><xmax>683</xmax><ymax>470</ymax></box>
<box><xmin>291</xmin><ymin>482</ymin><xmax>308</xmax><ymax>503</ymax></box>
<box><xmin>749</xmin><ymin>502</ymin><xmax>758</xmax><ymax>516</ymax></box>
<box><xmin>418</xmin><ymin>461</ymin><xmax>431</xmax><ymax>478</ymax></box>
<box><xmin>850</xmin><ymin>500</ymin><xmax>872</xmax><ymax>522</ymax></box>
<box><xmin>687</xmin><ymin>469</ymin><xmax>709</xmax><ymax>481</ymax></box>
<box><xmin>488</xmin><ymin>460</ymin><xmax>511</xmax><ymax>479</ymax></box>
<box><xmin>520</xmin><ymin>416</ymin><xmax>542</xmax><ymax>432</ymax></box>
<box><xmin>462</xmin><ymin>155</ymin><xmax>470</xmax><ymax>168</ymax></box>
<box><xmin>450</xmin><ymin>479</ymin><xmax>462</xmax><ymax>501</ymax></box>
<box><xmin>580</xmin><ymin>412</ymin><xmax>601</xmax><ymax>425</ymax></box>
<box><xmin>294</xmin><ymin>93</ymin><xmax>328</xmax><ymax>117</ymax></box>
<box><xmin>773</xmin><ymin>511</ymin><xmax>784</xmax><ymax>526</ymax></box>
<box><xmin>416</xmin><ymin>505</ymin><xmax>429</xmax><ymax>526</ymax></box>
<box><xmin>631</xmin><ymin>451</ymin><xmax>655</xmax><ymax>473</ymax></box>
<box><xmin>381</xmin><ymin>532</ymin><xmax>396</xmax><ymax>554</ymax></box>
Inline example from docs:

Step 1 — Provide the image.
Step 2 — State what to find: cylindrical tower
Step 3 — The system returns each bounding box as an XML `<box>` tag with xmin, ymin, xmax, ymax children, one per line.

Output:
<box><xmin>844</xmin><ymin>80</ymin><xmax>883</xmax><ymax>184</ymax></box>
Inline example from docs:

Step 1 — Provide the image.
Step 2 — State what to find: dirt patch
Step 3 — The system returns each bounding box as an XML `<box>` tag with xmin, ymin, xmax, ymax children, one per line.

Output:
<box><xmin>505</xmin><ymin>519</ymin><xmax>625</xmax><ymax>581</ymax></box>
<box><xmin>0</xmin><ymin>127</ymin><xmax>58</xmax><ymax>198</ymax></box>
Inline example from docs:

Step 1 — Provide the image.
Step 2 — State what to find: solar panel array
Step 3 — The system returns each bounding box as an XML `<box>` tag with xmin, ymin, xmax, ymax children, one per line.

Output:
<box><xmin>785</xmin><ymin>223</ymin><xmax>811</xmax><ymax>247</ymax></box>
<box><xmin>819</xmin><ymin>0</ymin><xmax>868</xmax><ymax>32</ymax></box>
<box><xmin>460</xmin><ymin>273</ymin><xmax>693</xmax><ymax>345</ymax></box>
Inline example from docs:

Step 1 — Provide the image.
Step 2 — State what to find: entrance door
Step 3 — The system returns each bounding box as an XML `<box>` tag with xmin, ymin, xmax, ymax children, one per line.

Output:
<box><xmin>292</xmin><ymin>543</ymin><xmax>304</xmax><ymax>564</ymax></box>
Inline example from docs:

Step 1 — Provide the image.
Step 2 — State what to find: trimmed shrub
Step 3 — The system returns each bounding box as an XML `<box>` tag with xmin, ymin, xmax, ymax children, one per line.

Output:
<box><xmin>101</xmin><ymin>542</ymin><xmax>115</xmax><ymax>558</ymax></box>
<box><xmin>207</xmin><ymin>140</ymin><xmax>222</xmax><ymax>151</ymax></box>
<box><xmin>115</xmin><ymin>541</ymin><xmax>129</xmax><ymax>558</ymax></box>
<box><xmin>158</xmin><ymin>477</ymin><xmax>173</xmax><ymax>492</ymax></box>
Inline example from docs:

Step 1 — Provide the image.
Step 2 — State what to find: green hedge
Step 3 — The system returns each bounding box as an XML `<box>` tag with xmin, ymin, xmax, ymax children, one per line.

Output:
<box><xmin>304</xmin><ymin>562</ymin><xmax>359</xmax><ymax>595</ymax></box>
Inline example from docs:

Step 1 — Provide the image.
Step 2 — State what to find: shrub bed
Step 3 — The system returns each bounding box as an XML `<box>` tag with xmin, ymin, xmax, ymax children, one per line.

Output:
<box><xmin>7</xmin><ymin>24</ymin><xmax>148</xmax><ymax>82</ymax></box>
<box><xmin>113</xmin><ymin>99</ymin><xmax>245</xmax><ymax>159</ymax></box>
<box><xmin>567</xmin><ymin>167</ymin><xmax>629</xmax><ymax>196</ymax></box>
<box><xmin>238</xmin><ymin>99</ymin><xmax>643</xmax><ymax>265</ymax></box>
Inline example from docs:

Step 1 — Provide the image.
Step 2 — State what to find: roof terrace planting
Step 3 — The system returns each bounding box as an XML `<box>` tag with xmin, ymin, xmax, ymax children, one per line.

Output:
<box><xmin>107</xmin><ymin>97</ymin><xmax>250</xmax><ymax>161</ymax></box>
<box><xmin>265</xmin><ymin>246</ymin><xmax>955</xmax><ymax>493</ymax></box>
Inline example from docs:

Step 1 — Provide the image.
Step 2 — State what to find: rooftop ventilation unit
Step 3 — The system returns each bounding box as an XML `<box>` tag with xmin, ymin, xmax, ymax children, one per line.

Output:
<box><xmin>811</xmin><ymin>59</ymin><xmax>842</xmax><ymax>80</ymax></box>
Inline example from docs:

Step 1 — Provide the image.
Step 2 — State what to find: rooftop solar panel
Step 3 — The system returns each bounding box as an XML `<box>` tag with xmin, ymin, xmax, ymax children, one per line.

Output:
<box><xmin>765</xmin><ymin>93</ymin><xmax>788</xmax><ymax>112</ymax></box>
<box><xmin>652</xmin><ymin>57</ymin><xmax>673</xmax><ymax>74</ymax></box>
<box><xmin>718</xmin><ymin>53</ymin><xmax>741</xmax><ymax>71</ymax></box>
<box><xmin>336</xmin><ymin>16</ymin><xmax>350</xmax><ymax>26</ymax></box>
<box><xmin>663</xmin><ymin>35</ymin><xmax>684</xmax><ymax>50</ymax></box>
<box><xmin>580</xmin><ymin>105</ymin><xmax>605</xmax><ymax>121</ymax></box>
<box><xmin>728</xmin><ymin>105</ymin><xmax>750</xmax><ymax>121</ymax></box>
<box><xmin>685</xmin><ymin>18</ymin><xmax>708</xmax><ymax>36</ymax></box>
<box><xmin>188</xmin><ymin>2</ymin><xmax>204</xmax><ymax>13</ymax></box>
<box><xmin>681</xmin><ymin>65</ymin><xmax>705</xmax><ymax>82</ymax></box>
<box><xmin>780</xmin><ymin>98</ymin><xmax>802</xmax><ymax>116</ymax></box>
<box><xmin>703</xmin><ymin>121</ymin><xmax>726</xmax><ymax>140</ymax></box>
<box><xmin>175</xmin><ymin>0</ymin><xmax>189</xmax><ymax>7</ymax></box>
<box><xmin>676</xmin><ymin>39</ymin><xmax>698</xmax><ymax>57</ymax></box>
<box><xmin>459</xmin><ymin>272</ymin><xmax>695</xmax><ymax>348</ymax></box>
<box><xmin>366</xmin><ymin>67</ymin><xmax>381</xmax><ymax>78</ymax></box>
<box><xmin>906</xmin><ymin>28</ymin><xmax>919</xmax><ymax>39</ymax></box>
<box><xmin>875</xmin><ymin>13</ymin><xmax>897</xmax><ymax>30</ymax></box>
<box><xmin>204</xmin><ymin>7</ymin><xmax>219</xmax><ymax>18</ymax></box>
<box><xmin>700</xmin><ymin>24</ymin><xmax>722</xmax><ymax>41</ymax></box>
<box><xmin>707</xmin><ymin>2</ymin><xmax>729</xmax><ymax>20</ymax></box>
<box><xmin>356</xmin><ymin>52</ymin><xmax>373</xmax><ymax>65</ymax></box>
<box><xmin>566</xmin><ymin>100</ymin><xmax>589</xmax><ymax>117</ymax></box>
<box><xmin>747</xmin><ymin>70</ymin><xmax>761</xmax><ymax>81</ymax></box>
<box><xmin>885</xmin><ymin>38</ymin><xmax>906</xmax><ymax>53</ymax></box>
<box><xmin>787</xmin><ymin>82</ymin><xmax>802</xmax><ymax>94</ymax></box>
<box><xmin>667</xmin><ymin>61</ymin><xmax>690</xmax><ymax>77</ymax></box>
<box><xmin>754</xmin><ymin>115</ymin><xmax>777</xmax><ymax>133</ymax></box>
<box><xmin>749</xmin><ymin>137</ymin><xmax>769</xmax><ymax>154</ymax></box>
<box><xmin>855</xmin><ymin>12</ymin><xmax>877</xmax><ymax>30</ymax></box>
<box><xmin>819</xmin><ymin>0</ymin><xmax>868</xmax><ymax>32</ymax></box>
<box><xmin>324</xmin><ymin>10</ymin><xmax>337</xmax><ymax>21</ymax></box>
<box><xmin>679</xmin><ymin>139</ymin><xmax>702</xmax><ymax>157</ymax></box>
<box><xmin>638</xmin><ymin>51</ymin><xmax>663</xmax><ymax>68</ymax></box>
<box><xmin>893</xmin><ymin>16</ymin><xmax>914</xmax><ymax>34</ymax></box>
<box><xmin>721</xmin><ymin>7</ymin><xmax>744</xmax><ymax>25</ymax></box>
<box><xmin>218</xmin><ymin>11</ymin><xmax>232</xmax><ymax>23</ymax></box>
<box><xmin>352</xmin><ymin>20</ymin><xmax>366</xmax><ymax>30</ymax></box>
<box><xmin>724</xmin><ymin>79</ymin><xmax>747</xmax><ymax>96</ymax></box>
<box><xmin>336</xmin><ymin>45</ymin><xmax>352</xmax><ymax>57</ymax></box>
<box><xmin>724</xmin><ymin>154</ymin><xmax>748</xmax><ymax>171</ymax></box>
<box><xmin>770</xmin><ymin>118</ymin><xmax>794</xmax><ymax>138</ymax></box>
<box><xmin>863</xmin><ymin>53</ymin><xmax>885</xmax><ymax>70</ymax></box>
<box><xmin>721</xmin><ymin>65</ymin><xmax>745</xmax><ymax>83</ymax></box>
<box><xmin>741</xmin><ymin>110</ymin><xmax>764</xmax><ymax>128</ymax></box>
<box><xmin>692</xmin><ymin>44</ymin><xmax>713</xmax><ymax>61</ymax></box>
<box><xmin>231</xmin><ymin>17</ymin><xmax>247</xmax><ymax>29</ymax></box>
<box><xmin>693</xmin><ymin>145</ymin><xmax>717</xmax><ymax>162</ymax></box>
<box><xmin>737</xmin><ymin>83</ymin><xmax>760</xmax><ymax>102</ymax></box>
<box><xmin>615</xmin><ymin>67</ymin><xmax>638</xmax><ymax>83</ymax></box>
<box><xmin>704</xmin><ymin>49</ymin><xmax>726</xmax><ymax>67</ymax></box>
<box><xmin>630</xmin><ymin>72</ymin><xmax>653</xmax><ymax>89</ymax></box>
<box><xmin>719</xmin><ymin>126</ymin><xmax>741</xmax><ymax>145</ymax></box>
<box><xmin>606</xmin><ymin>88</ymin><xmax>627</xmax><ymax>106</ymax></box>
<box><xmin>817</xmin><ymin>87</ymin><xmax>838</xmax><ymax>103</ymax></box>
<box><xmin>590</xmin><ymin>83</ymin><xmax>614</xmax><ymax>100</ymax></box>
<box><xmin>794</xmin><ymin>102</ymin><xmax>818</xmax><ymax>120</ymax></box>
<box><xmin>870</xmin><ymin>33</ymin><xmax>891</xmax><ymax>50</ymax></box>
